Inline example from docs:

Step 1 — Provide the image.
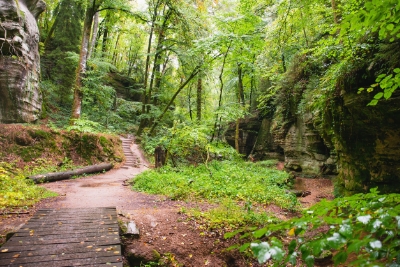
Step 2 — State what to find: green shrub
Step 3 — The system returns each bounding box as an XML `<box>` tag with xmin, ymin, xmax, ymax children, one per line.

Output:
<box><xmin>226</xmin><ymin>188</ymin><xmax>400</xmax><ymax>267</ymax></box>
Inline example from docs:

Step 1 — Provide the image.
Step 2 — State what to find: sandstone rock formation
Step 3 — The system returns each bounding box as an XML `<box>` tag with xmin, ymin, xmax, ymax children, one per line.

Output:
<box><xmin>225</xmin><ymin>113</ymin><xmax>337</xmax><ymax>176</ymax></box>
<box><xmin>334</xmin><ymin>91</ymin><xmax>400</xmax><ymax>194</ymax></box>
<box><xmin>0</xmin><ymin>0</ymin><xmax>46</xmax><ymax>123</ymax></box>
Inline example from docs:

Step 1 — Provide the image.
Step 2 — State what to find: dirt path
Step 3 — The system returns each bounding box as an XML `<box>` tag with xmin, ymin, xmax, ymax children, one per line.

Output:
<box><xmin>0</xmin><ymin>141</ymin><xmax>334</xmax><ymax>267</ymax></box>
<box><xmin>36</xmin><ymin>138</ymin><xmax>256</xmax><ymax>266</ymax></box>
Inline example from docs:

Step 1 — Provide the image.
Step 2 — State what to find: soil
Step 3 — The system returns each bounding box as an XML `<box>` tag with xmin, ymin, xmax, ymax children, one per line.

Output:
<box><xmin>0</xmin><ymin>143</ymin><xmax>334</xmax><ymax>267</ymax></box>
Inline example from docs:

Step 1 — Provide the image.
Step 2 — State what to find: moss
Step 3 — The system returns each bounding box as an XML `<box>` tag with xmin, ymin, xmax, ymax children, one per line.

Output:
<box><xmin>0</xmin><ymin>124</ymin><xmax>123</xmax><ymax>170</ymax></box>
<box><xmin>28</xmin><ymin>129</ymin><xmax>51</xmax><ymax>140</ymax></box>
<box><xmin>13</xmin><ymin>146</ymin><xmax>43</xmax><ymax>162</ymax></box>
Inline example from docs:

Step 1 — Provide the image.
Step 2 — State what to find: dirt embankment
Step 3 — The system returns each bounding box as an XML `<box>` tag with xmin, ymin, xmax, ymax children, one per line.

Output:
<box><xmin>0</xmin><ymin>124</ymin><xmax>124</xmax><ymax>170</ymax></box>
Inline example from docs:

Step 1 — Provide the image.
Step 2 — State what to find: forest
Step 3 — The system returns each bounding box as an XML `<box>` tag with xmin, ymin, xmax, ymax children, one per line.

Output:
<box><xmin>0</xmin><ymin>0</ymin><xmax>400</xmax><ymax>266</ymax></box>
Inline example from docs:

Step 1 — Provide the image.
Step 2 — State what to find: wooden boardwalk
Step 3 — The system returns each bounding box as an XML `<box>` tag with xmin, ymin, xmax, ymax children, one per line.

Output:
<box><xmin>0</xmin><ymin>207</ymin><xmax>122</xmax><ymax>267</ymax></box>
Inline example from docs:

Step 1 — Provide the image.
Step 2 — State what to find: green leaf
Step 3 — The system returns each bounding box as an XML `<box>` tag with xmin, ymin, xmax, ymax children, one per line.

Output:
<box><xmin>224</xmin><ymin>229</ymin><xmax>242</xmax><ymax>239</ymax></box>
<box><xmin>251</xmin><ymin>242</ymin><xmax>272</xmax><ymax>263</ymax></box>
<box><xmin>367</xmin><ymin>99</ymin><xmax>379</xmax><ymax>106</ymax></box>
<box><xmin>287</xmin><ymin>252</ymin><xmax>297</xmax><ymax>265</ymax></box>
<box><xmin>250</xmin><ymin>242</ymin><xmax>285</xmax><ymax>263</ymax></box>
<box><xmin>305</xmin><ymin>255</ymin><xmax>314</xmax><ymax>267</ymax></box>
<box><xmin>226</xmin><ymin>244</ymin><xmax>239</xmax><ymax>251</ymax></box>
<box><xmin>384</xmin><ymin>91</ymin><xmax>393</xmax><ymax>99</ymax></box>
<box><xmin>347</xmin><ymin>240</ymin><xmax>364</xmax><ymax>254</ymax></box>
<box><xmin>326</xmin><ymin>233</ymin><xmax>346</xmax><ymax>249</ymax></box>
<box><xmin>288</xmin><ymin>239</ymin><xmax>297</xmax><ymax>254</ymax></box>
<box><xmin>386</xmin><ymin>23</ymin><xmax>394</xmax><ymax>31</ymax></box>
<box><xmin>253</xmin><ymin>228</ymin><xmax>268</xmax><ymax>238</ymax></box>
<box><xmin>338</xmin><ymin>223</ymin><xmax>352</xmax><ymax>238</ymax></box>
<box><xmin>374</xmin><ymin>92</ymin><xmax>384</xmax><ymax>99</ymax></box>
<box><xmin>239</xmin><ymin>243</ymin><xmax>250</xmax><ymax>252</ymax></box>
<box><xmin>333</xmin><ymin>251</ymin><xmax>348</xmax><ymax>264</ymax></box>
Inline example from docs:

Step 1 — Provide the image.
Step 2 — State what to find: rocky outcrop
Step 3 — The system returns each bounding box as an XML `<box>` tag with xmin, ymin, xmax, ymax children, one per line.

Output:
<box><xmin>0</xmin><ymin>0</ymin><xmax>46</xmax><ymax>123</ymax></box>
<box><xmin>281</xmin><ymin>114</ymin><xmax>337</xmax><ymax>175</ymax></box>
<box><xmin>333</xmin><ymin>91</ymin><xmax>400</xmax><ymax>194</ymax></box>
<box><xmin>224</xmin><ymin>115</ymin><xmax>262</xmax><ymax>156</ymax></box>
<box><xmin>225</xmin><ymin>113</ymin><xmax>337</xmax><ymax>176</ymax></box>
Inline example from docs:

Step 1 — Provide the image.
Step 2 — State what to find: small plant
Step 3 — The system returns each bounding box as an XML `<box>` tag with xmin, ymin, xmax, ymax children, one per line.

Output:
<box><xmin>186</xmin><ymin>198</ymin><xmax>280</xmax><ymax>231</ymax></box>
<box><xmin>225</xmin><ymin>188</ymin><xmax>400</xmax><ymax>267</ymax></box>
<box><xmin>358</xmin><ymin>68</ymin><xmax>400</xmax><ymax>106</ymax></box>
<box><xmin>67</xmin><ymin>118</ymin><xmax>103</xmax><ymax>133</ymax></box>
<box><xmin>0</xmin><ymin>164</ymin><xmax>57</xmax><ymax>209</ymax></box>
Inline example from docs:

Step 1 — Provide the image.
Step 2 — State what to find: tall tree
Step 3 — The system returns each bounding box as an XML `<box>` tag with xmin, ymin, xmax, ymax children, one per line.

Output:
<box><xmin>41</xmin><ymin>0</ymin><xmax>84</xmax><ymax>105</ymax></box>
<box><xmin>71</xmin><ymin>0</ymin><xmax>103</xmax><ymax>121</ymax></box>
<box><xmin>70</xmin><ymin>0</ymin><xmax>130</xmax><ymax>121</ymax></box>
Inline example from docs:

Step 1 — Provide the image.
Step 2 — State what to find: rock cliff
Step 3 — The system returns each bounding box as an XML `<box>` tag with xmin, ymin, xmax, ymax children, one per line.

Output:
<box><xmin>0</xmin><ymin>0</ymin><xmax>46</xmax><ymax>123</ymax></box>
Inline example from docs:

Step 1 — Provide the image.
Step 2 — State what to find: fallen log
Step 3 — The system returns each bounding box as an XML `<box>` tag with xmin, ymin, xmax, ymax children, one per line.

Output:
<box><xmin>28</xmin><ymin>163</ymin><xmax>113</xmax><ymax>183</ymax></box>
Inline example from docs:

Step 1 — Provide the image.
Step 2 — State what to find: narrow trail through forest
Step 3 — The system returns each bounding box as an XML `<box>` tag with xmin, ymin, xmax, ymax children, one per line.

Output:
<box><xmin>0</xmin><ymin>138</ymin><xmax>334</xmax><ymax>266</ymax></box>
<box><xmin>40</xmin><ymin>136</ymin><xmax>149</xmax><ymax>209</ymax></box>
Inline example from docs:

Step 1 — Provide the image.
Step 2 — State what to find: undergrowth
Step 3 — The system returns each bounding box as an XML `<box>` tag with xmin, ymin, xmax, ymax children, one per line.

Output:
<box><xmin>182</xmin><ymin>198</ymin><xmax>281</xmax><ymax>232</ymax></box>
<box><xmin>226</xmin><ymin>188</ymin><xmax>400</xmax><ymax>267</ymax></box>
<box><xmin>132</xmin><ymin>160</ymin><xmax>298</xmax><ymax>210</ymax></box>
<box><xmin>0</xmin><ymin>163</ymin><xmax>57</xmax><ymax>210</ymax></box>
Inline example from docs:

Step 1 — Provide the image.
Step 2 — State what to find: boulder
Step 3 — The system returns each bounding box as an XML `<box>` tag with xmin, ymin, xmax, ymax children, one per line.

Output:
<box><xmin>0</xmin><ymin>0</ymin><xmax>46</xmax><ymax>123</ymax></box>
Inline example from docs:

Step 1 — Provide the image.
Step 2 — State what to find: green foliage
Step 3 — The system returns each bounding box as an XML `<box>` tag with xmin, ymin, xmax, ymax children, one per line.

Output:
<box><xmin>41</xmin><ymin>0</ymin><xmax>84</xmax><ymax>104</ymax></box>
<box><xmin>227</xmin><ymin>188</ymin><xmax>400</xmax><ymax>266</ymax></box>
<box><xmin>132</xmin><ymin>160</ymin><xmax>298</xmax><ymax>209</ymax></box>
<box><xmin>67</xmin><ymin>117</ymin><xmax>103</xmax><ymax>133</ymax></box>
<box><xmin>359</xmin><ymin>68</ymin><xmax>400</xmax><ymax>105</ymax></box>
<box><xmin>141</xmin><ymin>121</ymin><xmax>241</xmax><ymax>164</ymax></box>
<box><xmin>341</xmin><ymin>0</ymin><xmax>400</xmax><ymax>42</ymax></box>
<box><xmin>183</xmin><ymin>198</ymin><xmax>280</xmax><ymax>231</ymax></box>
<box><xmin>0</xmin><ymin>163</ymin><xmax>57</xmax><ymax>209</ymax></box>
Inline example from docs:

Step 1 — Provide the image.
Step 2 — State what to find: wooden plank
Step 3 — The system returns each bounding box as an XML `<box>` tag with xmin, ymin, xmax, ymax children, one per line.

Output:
<box><xmin>1</xmin><ymin>250</ymin><xmax>122</xmax><ymax>264</ymax></box>
<box><xmin>14</xmin><ymin>229</ymin><xmax>119</xmax><ymax>237</ymax></box>
<box><xmin>5</xmin><ymin>236</ymin><xmax>120</xmax><ymax>247</ymax></box>
<box><xmin>0</xmin><ymin>207</ymin><xmax>122</xmax><ymax>266</ymax></box>
<box><xmin>0</xmin><ymin>244</ymin><xmax>121</xmax><ymax>257</ymax></box>
<box><xmin>2</xmin><ymin>255</ymin><xmax>123</xmax><ymax>267</ymax></box>
<box><xmin>0</xmin><ymin>252</ymin><xmax>121</xmax><ymax>265</ymax></box>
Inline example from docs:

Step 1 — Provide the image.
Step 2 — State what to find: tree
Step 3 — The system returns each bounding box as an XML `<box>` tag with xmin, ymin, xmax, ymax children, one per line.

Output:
<box><xmin>41</xmin><ymin>0</ymin><xmax>84</xmax><ymax>105</ymax></box>
<box><xmin>70</xmin><ymin>0</ymin><xmax>130</xmax><ymax>122</ymax></box>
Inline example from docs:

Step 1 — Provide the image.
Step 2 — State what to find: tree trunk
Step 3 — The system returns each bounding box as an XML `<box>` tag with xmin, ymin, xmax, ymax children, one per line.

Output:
<box><xmin>88</xmin><ymin>11</ymin><xmax>99</xmax><ymax>59</ymax></box>
<box><xmin>28</xmin><ymin>163</ymin><xmax>113</xmax><ymax>183</ymax></box>
<box><xmin>112</xmin><ymin>32</ymin><xmax>121</xmax><ymax>65</ymax></box>
<box><xmin>43</xmin><ymin>2</ymin><xmax>61</xmax><ymax>49</ymax></box>
<box><xmin>71</xmin><ymin>0</ymin><xmax>100</xmax><ymax>121</ymax></box>
<box><xmin>331</xmin><ymin>0</ymin><xmax>339</xmax><ymax>24</ymax></box>
<box><xmin>235</xmin><ymin>118</ymin><xmax>240</xmax><ymax>153</ymax></box>
<box><xmin>101</xmin><ymin>11</ymin><xmax>110</xmax><ymax>57</ymax></box>
<box><xmin>154</xmin><ymin>146</ymin><xmax>166</xmax><ymax>168</ymax></box>
<box><xmin>137</xmin><ymin>0</ymin><xmax>160</xmax><ymax>136</ymax></box>
<box><xmin>211</xmin><ymin>41</ymin><xmax>232</xmax><ymax>142</ymax></box>
<box><xmin>127</xmin><ymin>45</ymin><xmax>138</xmax><ymax>77</ymax></box>
<box><xmin>299</xmin><ymin>10</ymin><xmax>309</xmax><ymax>47</ymax></box>
<box><xmin>196</xmin><ymin>77</ymin><xmax>202</xmax><ymax>121</ymax></box>
<box><xmin>188</xmin><ymin>85</ymin><xmax>193</xmax><ymax>120</ymax></box>
<box><xmin>237</xmin><ymin>63</ymin><xmax>245</xmax><ymax>106</ymax></box>
<box><xmin>149</xmin><ymin>65</ymin><xmax>202</xmax><ymax>135</ymax></box>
